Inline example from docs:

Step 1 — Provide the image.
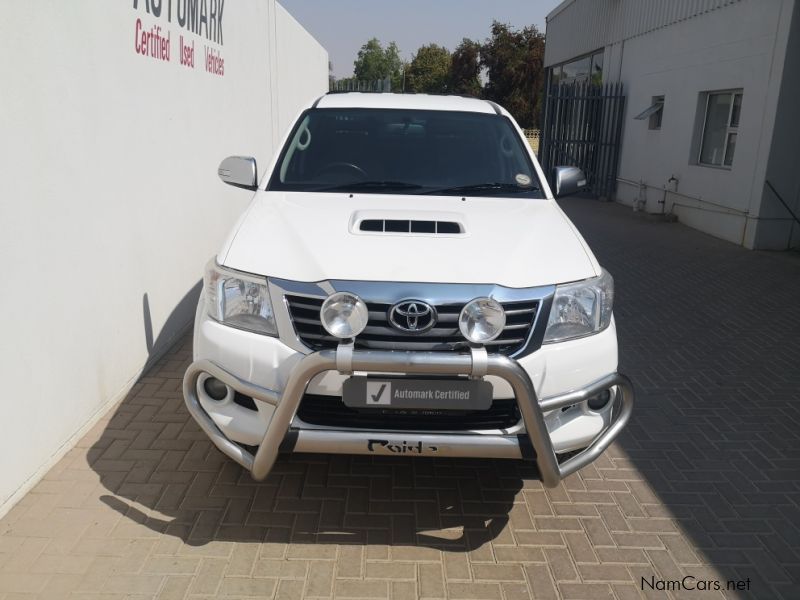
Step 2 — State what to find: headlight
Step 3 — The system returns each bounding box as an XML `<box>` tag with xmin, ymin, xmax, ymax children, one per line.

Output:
<box><xmin>544</xmin><ymin>269</ymin><xmax>613</xmax><ymax>343</ymax></box>
<box><xmin>459</xmin><ymin>297</ymin><xmax>506</xmax><ymax>343</ymax></box>
<box><xmin>204</xmin><ymin>261</ymin><xmax>277</xmax><ymax>336</ymax></box>
<box><xmin>320</xmin><ymin>292</ymin><xmax>369</xmax><ymax>339</ymax></box>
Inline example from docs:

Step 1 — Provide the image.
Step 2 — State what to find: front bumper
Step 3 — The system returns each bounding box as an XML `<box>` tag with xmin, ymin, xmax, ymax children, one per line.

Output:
<box><xmin>183</xmin><ymin>346</ymin><xmax>633</xmax><ymax>488</ymax></box>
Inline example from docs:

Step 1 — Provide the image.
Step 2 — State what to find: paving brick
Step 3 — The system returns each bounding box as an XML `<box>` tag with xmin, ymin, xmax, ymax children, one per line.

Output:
<box><xmin>306</xmin><ymin>561</ymin><xmax>335</xmax><ymax>597</ymax></box>
<box><xmin>390</xmin><ymin>580</ymin><xmax>417</xmax><ymax>600</ymax></box>
<box><xmin>523</xmin><ymin>564</ymin><xmax>559</xmax><ymax>600</ymax></box>
<box><xmin>217</xmin><ymin>575</ymin><xmax>277</xmax><ymax>597</ymax></box>
<box><xmin>500</xmin><ymin>582</ymin><xmax>530</xmax><ymax>600</ymax></box>
<box><xmin>439</xmin><ymin>552</ymin><xmax>470</xmax><ymax>585</ymax></box>
<box><xmin>103</xmin><ymin>574</ymin><xmax>166</xmax><ymax>594</ymax></box>
<box><xmin>558</xmin><ymin>582</ymin><xmax>614</xmax><ymax>599</ymax></box>
<box><xmin>544</xmin><ymin>547</ymin><xmax>579</xmax><ymax>582</ymax></box>
<box><xmin>418</xmin><ymin>562</ymin><xmax>445</xmax><ymax>599</ymax></box>
<box><xmin>334</xmin><ymin>545</ymin><xmax>363</xmax><ymax>579</ymax></box>
<box><xmin>277</xmin><ymin>578</ymin><xmax>305</xmax><ymax>600</ymax></box>
<box><xmin>252</xmin><ymin>558</ymin><xmax>308</xmax><ymax>579</ymax></box>
<box><xmin>471</xmin><ymin>563</ymin><xmax>525</xmax><ymax>582</ymax></box>
<box><xmin>364</xmin><ymin>561</ymin><xmax>415</xmax><ymax>580</ymax></box>
<box><xmin>563</xmin><ymin>532</ymin><xmax>599</xmax><ymax>564</ymax></box>
<box><xmin>333</xmin><ymin>578</ymin><xmax>389</xmax><ymax>599</ymax></box>
<box><xmin>187</xmin><ymin>558</ymin><xmax>227</xmax><ymax>596</ymax></box>
<box><xmin>446</xmin><ymin>582</ymin><xmax>503</xmax><ymax>599</ymax></box>
<box><xmin>492</xmin><ymin>546</ymin><xmax>546</xmax><ymax>564</ymax></box>
<box><xmin>157</xmin><ymin>574</ymin><xmax>193</xmax><ymax>600</ymax></box>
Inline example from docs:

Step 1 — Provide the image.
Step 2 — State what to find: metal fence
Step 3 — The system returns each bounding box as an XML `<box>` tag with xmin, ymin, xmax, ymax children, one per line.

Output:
<box><xmin>523</xmin><ymin>129</ymin><xmax>541</xmax><ymax>154</ymax></box>
<box><xmin>539</xmin><ymin>82</ymin><xmax>625</xmax><ymax>198</ymax></box>
<box><xmin>330</xmin><ymin>78</ymin><xmax>392</xmax><ymax>93</ymax></box>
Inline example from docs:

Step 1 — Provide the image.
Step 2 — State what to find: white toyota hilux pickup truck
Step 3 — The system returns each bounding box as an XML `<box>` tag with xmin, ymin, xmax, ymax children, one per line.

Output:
<box><xmin>183</xmin><ymin>92</ymin><xmax>634</xmax><ymax>488</ymax></box>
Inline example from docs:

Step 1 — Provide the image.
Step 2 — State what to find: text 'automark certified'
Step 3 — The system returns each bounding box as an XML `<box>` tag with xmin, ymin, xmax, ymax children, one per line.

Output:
<box><xmin>343</xmin><ymin>377</ymin><xmax>493</xmax><ymax>411</ymax></box>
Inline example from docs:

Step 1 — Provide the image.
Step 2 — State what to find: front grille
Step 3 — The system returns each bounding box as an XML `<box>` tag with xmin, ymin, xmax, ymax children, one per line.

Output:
<box><xmin>296</xmin><ymin>394</ymin><xmax>521</xmax><ymax>431</ymax></box>
<box><xmin>285</xmin><ymin>295</ymin><xmax>539</xmax><ymax>355</ymax></box>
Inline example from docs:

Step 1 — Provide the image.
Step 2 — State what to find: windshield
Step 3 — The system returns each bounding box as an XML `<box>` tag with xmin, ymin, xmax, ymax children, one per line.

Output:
<box><xmin>267</xmin><ymin>108</ymin><xmax>544</xmax><ymax>197</ymax></box>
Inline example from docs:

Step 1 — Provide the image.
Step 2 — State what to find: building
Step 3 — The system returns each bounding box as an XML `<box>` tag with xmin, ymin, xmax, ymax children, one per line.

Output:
<box><xmin>0</xmin><ymin>2</ymin><xmax>328</xmax><ymax>516</ymax></box>
<box><xmin>544</xmin><ymin>0</ymin><xmax>799</xmax><ymax>249</ymax></box>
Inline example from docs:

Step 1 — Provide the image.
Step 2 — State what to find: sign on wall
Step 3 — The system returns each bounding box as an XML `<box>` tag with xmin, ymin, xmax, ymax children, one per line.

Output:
<box><xmin>133</xmin><ymin>0</ymin><xmax>225</xmax><ymax>76</ymax></box>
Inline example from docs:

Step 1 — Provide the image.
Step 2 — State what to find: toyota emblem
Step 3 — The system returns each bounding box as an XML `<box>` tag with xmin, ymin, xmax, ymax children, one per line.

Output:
<box><xmin>388</xmin><ymin>300</ymin><xmax>437</xmax><ymax>333</ymax></box>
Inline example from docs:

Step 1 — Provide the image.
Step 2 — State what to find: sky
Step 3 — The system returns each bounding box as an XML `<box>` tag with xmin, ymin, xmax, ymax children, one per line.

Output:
<box><xmin>278</xmin><ymin>0</ymin><xmax>560</xmax><ymax>78</ymax></box>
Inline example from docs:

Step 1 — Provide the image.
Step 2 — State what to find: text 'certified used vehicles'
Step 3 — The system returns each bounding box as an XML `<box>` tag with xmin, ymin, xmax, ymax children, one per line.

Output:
<box><xmin>184</xmin><ymin>93</ymin><xmax>634</xmax><ymax>487</ymax></box>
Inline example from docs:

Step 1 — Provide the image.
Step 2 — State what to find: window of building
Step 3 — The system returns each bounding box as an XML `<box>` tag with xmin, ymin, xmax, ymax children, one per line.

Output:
<box><xmin>550</xmin><ymin>50</ymin><xmax>605</xmax><ymax>86</ymax></box>
<box><xmin>590</xmin><ymin>52</ymin><xmax>603</xmax><ymax>85</ymax></box>
<box><xmin>698</xmin><ymin>90</ymin><xmax>742</xmax><ymax>167</ymax></box>
<box><xmin>634</xmin><ymin>96</ymin><xmax>664</xmax><ymax>130</ymax></box>
<box><xmin>561</xmin><ymin>55</ymin><xmax>591</xmax><ymax>81</ymax></box>
<box><xmin>550</xmin><ymin>65</ymin><xmax>563</xmax><ymax>86</ymax></box>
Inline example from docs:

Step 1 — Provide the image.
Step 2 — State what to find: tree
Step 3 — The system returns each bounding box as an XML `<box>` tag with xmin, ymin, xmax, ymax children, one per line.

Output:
<box><xmin>353</xmin><ymin>38</ymin><xmax>404</xmax><ymax>90</ymax></box>
<box><xmin>407</xmin><ymin>44</ymin><xmax>451</xmax><ymax>94</ymax></box>
<box><xmin>450</xmin><ymin>38</ymin><xmax>483</xmax><ymax>97</ymax></box>
<box><xmin>480</xmin><ymin>22</ymin><xmax>546</xmax><ymax>128</ymax></box>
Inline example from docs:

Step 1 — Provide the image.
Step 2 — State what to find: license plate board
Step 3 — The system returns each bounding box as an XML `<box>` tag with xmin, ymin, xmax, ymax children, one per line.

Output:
<box><xmin>342</xmin><ymin>377</ymin><xmax>492</xmax><ymax>411</ymax></box>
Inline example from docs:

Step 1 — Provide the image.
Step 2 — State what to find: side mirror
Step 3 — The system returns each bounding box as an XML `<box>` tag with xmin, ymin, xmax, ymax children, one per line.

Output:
<box><xmin>553</xmin><ymin>166</ymin><xmax>588</xmax><ymax>198</ymax></box>
<box><xmin>218</xmin><ymin>156</ymin><xmax>258</xmax><ymax>190</ymax></box>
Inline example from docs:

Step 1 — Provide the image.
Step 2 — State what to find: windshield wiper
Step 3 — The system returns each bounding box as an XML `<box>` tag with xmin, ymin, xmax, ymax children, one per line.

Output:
<box><xmin>319</xmin><ymin>180</ymin><xmax>424</xmax><ymax>193</ymax></box>
<box><xmin>422</xmin><ymin>182</ymin><xmax>539</xmax><ymax>196</ymax></box>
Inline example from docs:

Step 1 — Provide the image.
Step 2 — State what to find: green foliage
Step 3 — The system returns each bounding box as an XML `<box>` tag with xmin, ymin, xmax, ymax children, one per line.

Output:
<box><xmin>346</xmin><ymin>23</ymin><xmax>546</xmax><ymax>127</ymax></box>
<box><xmin>450</xmin><ymin>38</ymin><xmax>482</xmax><ymax>97</ymax></box>
<box><xmin>480</xmin><ymin>21</ymin><xmax>546</xmax><ymax>128</ymax></box>
<box><xmin>353</xmin><ymin>38</ymin><xmax>405</xmax><ymax>90</ymax></box>
<box><xmin>407</xmin><ymin>44</ymin><xmax>452</xmax><ymax>94</ymax></box>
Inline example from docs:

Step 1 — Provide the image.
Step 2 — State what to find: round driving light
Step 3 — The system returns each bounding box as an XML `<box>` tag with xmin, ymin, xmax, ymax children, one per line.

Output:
<box><xmin>320</xmin><ymin>292</ymin><xmax>369</xmax><ymax>339</ymax></box>
<box><xmin>459</xmin><ymin>297</ymin><xmax>506</xmax><ymax>344</ymax></box>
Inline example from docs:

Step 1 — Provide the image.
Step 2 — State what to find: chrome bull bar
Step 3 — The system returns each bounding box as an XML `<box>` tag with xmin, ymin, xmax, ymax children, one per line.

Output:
<box><xmin>182</xmin><ymin>347</ymin><xmax>634</xmax><ymax>488</ymax></box>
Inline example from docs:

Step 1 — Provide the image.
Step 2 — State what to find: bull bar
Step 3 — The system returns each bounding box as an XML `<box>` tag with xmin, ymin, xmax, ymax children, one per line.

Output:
<box><xmin>182</xmin><ymin>346</ymin><xmax>634</xmax><ymax>488</ymax></box>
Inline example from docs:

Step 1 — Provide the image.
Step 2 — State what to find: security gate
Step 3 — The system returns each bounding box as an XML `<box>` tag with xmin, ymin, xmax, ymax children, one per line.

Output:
<box><xmin>539</xmin><ymin>82</ymin><xmax>625</xmax><ymax>199</ymax></box>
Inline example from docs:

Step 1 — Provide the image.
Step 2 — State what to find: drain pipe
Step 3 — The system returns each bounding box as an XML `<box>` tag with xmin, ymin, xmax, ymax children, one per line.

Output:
<box><xmin>634</xmin><ymin>180</ymin><xmax>647</xmax><ymax>212</ymax></box>
<box><xmin>662</xmin><ymin>175</ymin><xmax>679</xmax><ymax>215</ymax></box>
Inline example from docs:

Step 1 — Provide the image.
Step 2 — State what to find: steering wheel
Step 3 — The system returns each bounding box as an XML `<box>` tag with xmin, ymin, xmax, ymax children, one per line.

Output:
<box><xmin>314</xmin><ymin>162</ymin><xmax>369</xmax><ymax>181</ymax></box>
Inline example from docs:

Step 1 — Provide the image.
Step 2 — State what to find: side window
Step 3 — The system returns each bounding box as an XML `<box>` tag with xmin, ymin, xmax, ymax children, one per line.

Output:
<box><xmin>697</xmin><ymin>90</ymin><xmax>742</xmax><ymax>168</ymax></box>
<box><xmin>633</xmin><ymin>96</ymin><xmax>664</xmax><ymax>130</ymax></box>
<box><xmin>649</xmin><ymin>96</ymin><xmax>664</xmax><ymax>130</ymax></box>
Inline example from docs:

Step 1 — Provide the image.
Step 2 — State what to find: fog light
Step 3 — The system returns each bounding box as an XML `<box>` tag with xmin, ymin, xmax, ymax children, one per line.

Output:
<box><xmin>320</xmin><ymin>292</ymin><xmax>369</xmax><ymax>339</ymax></box>
<box><xmin>588</xmin><ymin>389</ymin><xmax>611</xmax><ymax>410</ymax></box>
<box><xmin>459</xmin><ymin>297</ymin><xmax>506</xmax><ymax>343</ymax></box>
<box><xmin>203</xmin><ymin>376</ymin><xmax>229</xmax><ymax>401</ymax></box>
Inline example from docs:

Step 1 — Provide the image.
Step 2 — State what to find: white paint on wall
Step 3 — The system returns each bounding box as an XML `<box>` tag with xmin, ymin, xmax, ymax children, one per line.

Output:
<box><xmin>0</xmin><ymin>1</ymin><xmax>327</xmax><ymax>516</ymax></box>
<box><xmin>612</xmin><ymin>0</ymin><xmax>793</xmax><ymax>248</ymax></box>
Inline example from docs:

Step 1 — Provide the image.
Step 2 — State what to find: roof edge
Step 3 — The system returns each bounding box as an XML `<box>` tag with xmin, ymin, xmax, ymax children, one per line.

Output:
<box><xmin>547</xmin><ymin>0</ymin><xmax>577</xmax><ymax>22</ymax></box>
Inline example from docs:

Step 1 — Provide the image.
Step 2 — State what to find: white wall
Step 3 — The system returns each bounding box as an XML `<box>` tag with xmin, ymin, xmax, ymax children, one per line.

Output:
<box><xmin>610</xmin><ymin>0</ymin><xmax>794</xmax><ymax>247</ymax></box>
<box><xmin>759</xmin><ymin>0</ymin><xmax>800</xmax><ymax>249</ymax></box>
<box><xmin>275</xmin><ymin>3</ymin><xmax>330</xmax><ymax>140</ymax></box>
<box><xmin>0</xmin><ymin>1</ymin><xmax>327</xmax><ymax>514</ymax></box>
<box><xmin>544</xmin><ymin>0</ymin><xmax>741</xmax><ymax>68</ymax></box>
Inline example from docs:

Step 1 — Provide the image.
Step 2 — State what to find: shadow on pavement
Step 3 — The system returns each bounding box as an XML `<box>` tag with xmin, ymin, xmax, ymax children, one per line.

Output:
<box><xmin>561</xmin><ymin>196</ymin><xmax>800</xmax><ymax>599</ymax></box>
<box><xmin>89</xmin><ymin>283</ymin><xmax>526</xmax><ymax>552</ymax></box>
<box><xmin>91</xmin><ymin>395</ymin><xmax>526</xmax><ymax>551</ymax></box>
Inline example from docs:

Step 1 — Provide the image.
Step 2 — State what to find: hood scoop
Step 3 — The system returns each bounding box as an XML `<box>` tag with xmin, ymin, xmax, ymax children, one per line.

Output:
<box><xmin>351</xmin><ymin>210</ymin><xmax>466</xmax><ymax>236</ymax></box>
<box><xmin>359</xmin><ymin>219</ymin><xmax>463</xmax><ymax>234</ymax></box>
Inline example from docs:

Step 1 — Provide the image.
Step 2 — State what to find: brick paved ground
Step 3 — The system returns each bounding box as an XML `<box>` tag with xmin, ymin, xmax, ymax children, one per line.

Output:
<box><xmin>1</xmin><ymin>198</ymin><xmax>799</xmax><ymax>599</ymax></box>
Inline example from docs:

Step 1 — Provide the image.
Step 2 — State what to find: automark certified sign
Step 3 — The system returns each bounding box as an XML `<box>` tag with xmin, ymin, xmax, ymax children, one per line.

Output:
<box><xmin>343</xmin><ymin>377</ymin><xmax>492</xmax><ymax>411</ymax></box>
